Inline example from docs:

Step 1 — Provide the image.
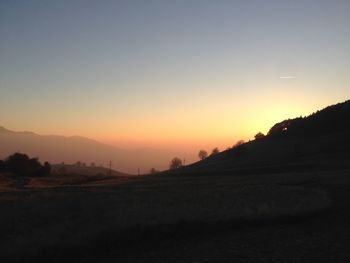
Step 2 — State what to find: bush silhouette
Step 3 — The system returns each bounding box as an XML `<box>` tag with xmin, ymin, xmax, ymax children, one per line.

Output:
<box><xmin>0</xmin><ymin>153</ymin><xmax>51</xmax><ymax>177</ymax></box>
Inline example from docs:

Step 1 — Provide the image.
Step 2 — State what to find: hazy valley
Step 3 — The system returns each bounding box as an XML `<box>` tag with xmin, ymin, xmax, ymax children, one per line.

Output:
<box><xmin>0</xmin><ymin>126</ymin><xmax>182</xmax><ymax>174</ymax></box>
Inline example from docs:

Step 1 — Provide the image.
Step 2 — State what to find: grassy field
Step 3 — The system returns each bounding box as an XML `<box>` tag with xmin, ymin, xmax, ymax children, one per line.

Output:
<box><xmin>0</xmin><ymin>169</ymin><xmax>342</xmax><ymax>262</ymax></box>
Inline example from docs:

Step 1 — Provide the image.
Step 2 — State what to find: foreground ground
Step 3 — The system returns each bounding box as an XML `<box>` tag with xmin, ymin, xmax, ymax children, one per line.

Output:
<box><xmin>0</xmin><ymin>168</ymin><xmax>349</xmax><ymax>262</ymax></box>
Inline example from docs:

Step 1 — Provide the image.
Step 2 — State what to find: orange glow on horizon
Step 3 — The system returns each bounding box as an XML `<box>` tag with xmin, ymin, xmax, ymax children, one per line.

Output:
<box><xmin>3</xmin><ymin>82</ymin><xmax>336</xmax><ymax>156</ymax></box>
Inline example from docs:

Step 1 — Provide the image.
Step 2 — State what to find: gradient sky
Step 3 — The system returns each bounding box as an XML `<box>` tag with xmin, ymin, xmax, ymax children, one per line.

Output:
<box><xmin>1</xmin><ymin>0</ymin><xmax>350</xmax><ymax>154</ymax></box>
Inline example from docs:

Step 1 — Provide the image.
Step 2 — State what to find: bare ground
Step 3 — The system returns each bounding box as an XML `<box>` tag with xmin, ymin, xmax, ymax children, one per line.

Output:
<box><xmin>0</xmin><ymin>169</ymin><xmax>349</xmax><ymax>262</ymax></box>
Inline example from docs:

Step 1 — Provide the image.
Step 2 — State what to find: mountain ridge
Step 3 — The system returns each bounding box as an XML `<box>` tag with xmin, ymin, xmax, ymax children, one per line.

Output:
<box><xmin>0</xmin><ymin>126</ymin><xmax>174</xmax><ymax>174</ymax></box>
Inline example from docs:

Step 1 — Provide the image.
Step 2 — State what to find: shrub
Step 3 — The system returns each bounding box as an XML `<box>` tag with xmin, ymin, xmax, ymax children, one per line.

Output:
<box><xmin>1</xmin><ymin>153</ymin><xmax>51</xmax><ymax>177</ymax></box>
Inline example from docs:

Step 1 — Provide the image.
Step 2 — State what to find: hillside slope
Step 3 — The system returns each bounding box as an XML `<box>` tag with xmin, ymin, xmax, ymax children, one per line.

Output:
<box><xmin>166</xmin><ymin>100</ymin><xmax>350</xmax><ymax>176</ymax></box>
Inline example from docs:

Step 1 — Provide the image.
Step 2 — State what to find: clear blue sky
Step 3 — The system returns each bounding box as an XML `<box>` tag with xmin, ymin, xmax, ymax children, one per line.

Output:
<box><xmin>1</xmin><ymin>0</ymin><xmax>349</xmax><ymax>151</ymax></box>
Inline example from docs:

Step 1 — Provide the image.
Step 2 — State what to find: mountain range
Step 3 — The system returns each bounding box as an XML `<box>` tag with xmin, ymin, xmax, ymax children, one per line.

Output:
<box><xmin>0</xmin><ymin>127</ymin><xmax>175</xmax><ymax>174</ymax></box>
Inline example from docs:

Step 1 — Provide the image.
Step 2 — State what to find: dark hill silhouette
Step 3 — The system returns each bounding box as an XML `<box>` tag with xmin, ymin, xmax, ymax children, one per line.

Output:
<box><xmin>268</xmin><ymin>100</ymin><xmax>350</xmax><ymax>137</ymax></box>
<box><xmin>164</xmin><ymin>100</ymin><xmax>350</xmax><ymax>176</ymax></box>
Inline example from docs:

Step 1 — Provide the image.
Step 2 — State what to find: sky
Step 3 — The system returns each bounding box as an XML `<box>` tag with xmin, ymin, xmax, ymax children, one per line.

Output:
<box><xmin>1</xmin><ymin>0</ymin><xmax>350</xmax><ymax>157</ymax></box>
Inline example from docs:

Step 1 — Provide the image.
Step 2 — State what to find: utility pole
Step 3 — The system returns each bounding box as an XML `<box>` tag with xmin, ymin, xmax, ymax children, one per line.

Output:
<box><xmin>183</xmin><ymin>158</ymin><xmax>186</xmax><ymax>166</ymax></box>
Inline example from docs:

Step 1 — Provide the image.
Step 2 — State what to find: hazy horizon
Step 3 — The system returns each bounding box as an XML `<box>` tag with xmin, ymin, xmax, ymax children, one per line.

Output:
<box><xmin>1</xmin><ymin>1</ymin><xmax>350</xmax><ymax>164</ymax></box>
<box><xmin>0</xmin><ymin>123</ymin><xmax>248</xmax><ymax>172</ymax></box>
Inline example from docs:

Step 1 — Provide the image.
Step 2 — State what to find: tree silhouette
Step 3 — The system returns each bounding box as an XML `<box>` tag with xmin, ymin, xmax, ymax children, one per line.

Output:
<box><xmin>233</xmin><ymin>140</ymin><xmax>245</xmax><ymax>148</ymax></box>
<box><xmin>254</xmin><ymin>132</ymin><xmax>265</xmax><ymax>140</ymax></box>
<box><xmin>2</xmin><ymin>153</ymin><xmax>51</xmax><ymax>177</ymax></box>
<box><xmin>198</xmin><ymin>150</ymin><xmax>208</xmax><ymax>160</ymax></box>
<box><xmin>169</xmin><ymin>157</ymin><xmax>183</xmax><ymax>169</ymax></box>
<box><xmin>210</xmin><ymin>147</ymin><xmax>220</xmax><ymax>156</ymax></box>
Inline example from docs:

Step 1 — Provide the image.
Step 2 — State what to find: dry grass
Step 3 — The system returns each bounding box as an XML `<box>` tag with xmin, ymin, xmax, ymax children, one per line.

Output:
<box><xmin>0</xmin><ymin>172</ymin><xmax>332</xmax><ymax>262</ymax></box>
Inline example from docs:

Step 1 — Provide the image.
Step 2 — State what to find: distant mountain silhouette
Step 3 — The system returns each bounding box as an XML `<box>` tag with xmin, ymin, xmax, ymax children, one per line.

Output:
<box><xmin>166</xmin><ymin>100</ymin><xmax>350</xmax><ymax>176</ymax></box>
<box><xmin>0</xmin><ymin>127</ymin><xmax>174</xmax><ymax>174</ymax></box>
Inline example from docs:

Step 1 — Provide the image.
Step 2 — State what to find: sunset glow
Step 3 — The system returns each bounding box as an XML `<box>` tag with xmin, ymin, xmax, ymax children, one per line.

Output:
<box><xmin>1</xmin><ymin>1</ymin><xmax>349</xmax><ymax>169</ymax></box>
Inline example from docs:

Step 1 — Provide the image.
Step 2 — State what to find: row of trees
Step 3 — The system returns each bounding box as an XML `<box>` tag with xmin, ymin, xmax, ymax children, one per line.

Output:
<box><xmin>0</xmin><ymin>153</ymin><xmax>51</xmax><ymax>177</ymax></box>
<box><xmin>197</xmin><ymin>138</ymin><xmax>251</xmax><ymax>162</ymax></box>
<box><xmin>161</xmin><ymin>133</ymin><xmax>268</xmax><ymax>171</ymax></box>
<box><xmin>198</xmin><ymin>147</ymin><xmax>220</xmax><ymax>160</ymax></box>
